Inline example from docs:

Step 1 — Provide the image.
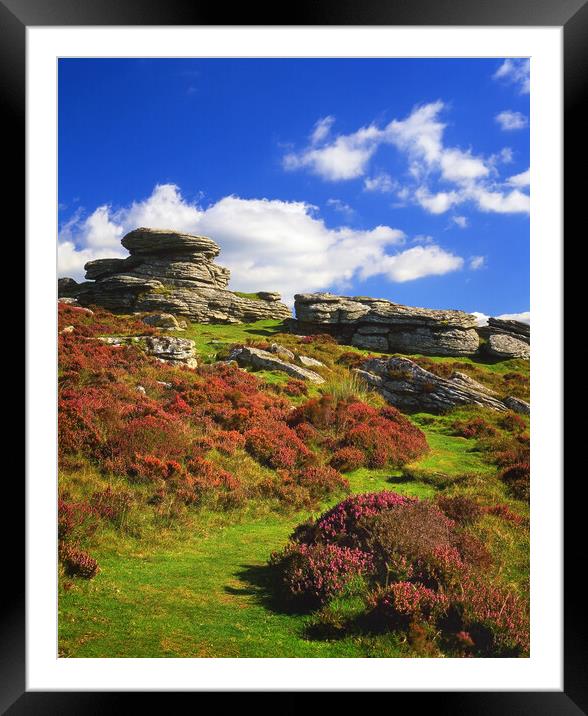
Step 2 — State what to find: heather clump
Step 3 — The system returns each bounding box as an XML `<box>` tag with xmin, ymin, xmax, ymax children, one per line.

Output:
<box><xmin>269</xmin><ymin>542</ymin><xmax>374</xmax><ymax>607</ymax></box>
<box><xmin>59</xmin><ymin>543</ymin><xmax>100</xmax><ymax>579</ymax></box>
<box><xmin>289</xmin><ymin>395</ymin><xmax>429</xmax><ymax>470</ymax></box>
<box><xmin>270</xmin><ymin>491</ymin><xmax>528</xmax><ymax>657</ymax></box>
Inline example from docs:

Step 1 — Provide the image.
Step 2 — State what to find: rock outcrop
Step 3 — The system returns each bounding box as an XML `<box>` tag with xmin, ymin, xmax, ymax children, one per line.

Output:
<box><xmin>59</xmin><ymin>228</ymin><xmax>291</xmax><ymax>324</ymax></box>
<box><xmin>294</xmin><ymin>293</ymin><xmax>480</xmax><ymax>357</ymax></box>
<box><xmin>95</xmin><ymin>334</ymin><xmax>198</xmax><ymax>368</ymax></box>
<box><xmin>141</xmin><ymin>312</ymin><xmax>186</xmax><ymax>330</ymax></box>
<box><xmin>486</xmin><ymin>317</ymin><xmax>529</xmax><ymax>344</ymax></box>
<box><xmin>355</xmin><ymin>356</ymin><xmax>529</xmax><ymax>414</ymax></box>
<box><xmin>485</xmin><ymin>333</ymin><xmax>530</xmax><ymax>360</ymax></box>
<box><xmin>477</xmin><ymin>317</ymin><xmax>530</xmax><ymax>360</ymax></box>
<box><xmin>228</xmin><ymin>346</ymin><xmax>325</xmax><ymax>383</ymax></box>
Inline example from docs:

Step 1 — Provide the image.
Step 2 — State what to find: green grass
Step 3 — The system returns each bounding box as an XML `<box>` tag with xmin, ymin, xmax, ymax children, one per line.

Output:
<box><xmin>58</xmin><ymin>421</ymin><xmax>488</xmax><ymax>658</ymax></box>
<box><xmin>183</xmin><ymin>319</ymin><xmax>285</xmax><ymax>361</ymax></box>
<box><xmin>59</xmin><ymin>490</ymin><xmax>417</xmax><ymax>658</ymax></box>
<box><xmin>59</xmin><ymin>319</ymin><xmax>528</xmax><ymax>658</ymax></box>
<box><xmin>233</xmin><ymin>291</ymin><xmax>264</xmax><ymax>301</ymax></box>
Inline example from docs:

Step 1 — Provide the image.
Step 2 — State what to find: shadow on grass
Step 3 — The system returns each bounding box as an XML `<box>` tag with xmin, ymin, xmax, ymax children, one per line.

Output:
<box><xmin>243</xmin><ymin>327</ymin><xmax>285</xmax><ymax>338</ymax></box>
<box><xmin>224</xmin><ymin>563</ymin><xmax>312</xmax><ymax>616</ymax></box>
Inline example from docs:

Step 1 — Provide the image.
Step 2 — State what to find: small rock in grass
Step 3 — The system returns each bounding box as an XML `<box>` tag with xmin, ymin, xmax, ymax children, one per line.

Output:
<box><xmin>298</xmin><ymin>355</ymin><xmax>325</xmax><ymax>368</ymax></box>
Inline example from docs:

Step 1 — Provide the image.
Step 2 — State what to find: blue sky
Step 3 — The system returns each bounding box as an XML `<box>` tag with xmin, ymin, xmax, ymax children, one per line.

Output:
<box><xmin>58</xmin><ymin>58</ymin><xmax>530</xmax><ymax>321</ymax></box>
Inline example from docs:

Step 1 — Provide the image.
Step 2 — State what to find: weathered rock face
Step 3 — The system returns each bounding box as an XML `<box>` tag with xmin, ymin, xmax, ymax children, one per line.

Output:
<box><xmin>59</xmin><ymin>228</ymin><xmax>291</xmax><ymax>324</ymax></box>
<box><xmin>485</xmin><ymin>333</ymin><xmax>530</xmax><ymax>360</ymax></box>
<box><xmin>294</xmin><ymin>293</ymin><xmax>480</xmax><ymax>357</ymax></box>
<box><xmin>486</xmin><ymin>317</ymin><xmax>530</xmax><ymax>343</ymax></box>
<box><xmin>355</xmin><ymin>356</ymin><xmax>528</xmax><ymax>414</ymax></box>
<box><xmin>95</xmin><ymin>334</ymin><xmax>198</xmax><ymax>368</ymax></box>
<box><xmin>141</xmin><ymin>312</ymin><xmax>184</xmax><ymax>330</ymax></box>
<box><xmin>228</xmin><ymin>346</ymin><xmax>325</xmax><ymax>383</ymax></box>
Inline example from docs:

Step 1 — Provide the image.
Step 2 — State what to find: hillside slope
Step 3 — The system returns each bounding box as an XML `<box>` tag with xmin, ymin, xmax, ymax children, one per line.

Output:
<box><xmin>58</xmin><ymin>303</ymin><xmax>530</xmax><ymax>658</ymax></box>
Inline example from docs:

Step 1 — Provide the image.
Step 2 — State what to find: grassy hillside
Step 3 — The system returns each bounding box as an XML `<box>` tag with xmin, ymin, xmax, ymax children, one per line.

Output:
<box><xmin>58</xmin><ymin>306</ymin><xmax>529</xmax><ymax>658</ymax></box>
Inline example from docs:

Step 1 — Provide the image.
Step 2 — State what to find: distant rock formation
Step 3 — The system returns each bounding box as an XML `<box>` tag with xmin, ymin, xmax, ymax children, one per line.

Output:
<box><xmin>58</xmin><ymin>228</ymin><xmax>291</xmax><ymax>324</ymax></box>
<box><xmin>294</xmin><ymin>293</ymin><xmax>480</xmax><ymax>357</ymax></box>
<box><xmin>355</xmin><ymin>356</ymin><xmax>529</xmax><ymax>414</ymax></box>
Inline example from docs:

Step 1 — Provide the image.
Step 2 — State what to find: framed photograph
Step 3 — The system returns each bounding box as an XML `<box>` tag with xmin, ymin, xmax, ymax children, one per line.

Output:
<box><xmin>11</xmin><ymin>0</ymin><xmax>581</xmax><ymax>709</ymax></box>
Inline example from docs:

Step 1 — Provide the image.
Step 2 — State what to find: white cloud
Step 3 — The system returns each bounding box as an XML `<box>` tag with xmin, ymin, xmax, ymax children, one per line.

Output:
<box><xmin>361</xmin><ymin>245</ymin><xmax>464</xmax><ymax>283</ymax></box>
<box><xmin>506</xmin><ymin>168</ymin><xmax>530</xmax><ymax>187</ymax></box>
<box><xmin>439</xmin><ymin>148</ymin><xmax>489</xmax><ymax>182</ymax></box>
<box><xmin>471</xmin><ymin>187</ymin><xmax>530</xmax><ymax>214</ymax></box>
<box><xmin>284</xmin><ymin>102</ymin><xmax>528</xmax><ymax>215</ymax></box>
<box><xmin>326</xmin><ymin>198</ymin><xmax>355</xmax><ymax>219</ymax></box>
<box><xmin>469</xmin><ymin>255</ymin><xmax>485</xmax><ymax>270</ymax></box>
<box><xmin>472</xmin><ymin>310</ymin><xmax>530</xmax><ymax>326</ymax></box>
<box><xmin>452</xmin><ymin>216</ymin><xmax>468</xmax><ymax>228</ymax></box>
<box><xmin>364</xmin><ymin>172</ymin><xmax>396</xmax><ymax>193</ymax></box>
<box><xmin>283</xmin><ymin>124</ymin><xmax>381</xmax><ymax>180</ymax></box>
<box><xmin>58</xmin><ymin>184</ymin><xmax>465</xmax><ymax>301</ymax></box>
<box><xmin>493</xmin><ymin>59</ymin><xmax>530</xmax><ymax>94</ymax></box>
<box><xmin>496</xmin><ymin>311</ymin><xmax>530</xmax><ymax>324</ymax></box>
<box><xmin>495</xmin><ymin>110</ymin><xmax>529</xmax><ymax>131</ymax></box>
<box><xmin>311</xmin><ymin>116</ymin><xmax>335</xmax><ymax>145</ymax></box>
<box><xmin>415</xmin><ymin>187</ymin><xmax>461</xmax><ymax>214</ymax></box>
<box><xmin>472</xmin><ymin>311</ymin><xmax>489</xmax><ymax>327</ymax></box>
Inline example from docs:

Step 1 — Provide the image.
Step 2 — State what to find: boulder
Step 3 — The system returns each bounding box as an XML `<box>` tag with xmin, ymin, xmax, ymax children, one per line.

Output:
<box><xmin>143</xmin><ymin>336</ymin><xmax>197</xmax><ymax>367</ymax></box>
<box><xmin>294</xmin><ymin>293</ymin><xmax>479</xmax><ymax>357</ymax></box>
<box><xmin>228</xmin><ymin>346</ymin><xmax>325</xmax><ymax>383</ymax></box>
<box><xmin>268</xmin><ymin>343</ymin><xmax>296</xmax><ymax>361</ymax></box>
<box><xmin>487</xmin><ymin>317</ymin><xmax>530</xmax><ymax>343</ymax></box>
<box><xmin>142</xmin><ymin>312</ymin><xmax>182</xmax><ymax>329</ymax></box>
<box><xmin>504</xmin><ymin>396</ymin><xmax>530</xmax><ymax>415</ymax></box>
<box><xmin>58</xmin><ymin>277</ymin><xmax>82</xmax><ymax>297</ymax></box>
<box><xmin>298</xmin><ymin>355</ymin><xmax>325</xmax><ymax>368</ymax></box>
<box><xmin>121</xmin><ymin>227</ymin><xmax>220</xmax><ymax>258</ymax></box>
<box><xmin>485</xmin><ymin>333</ymin><xmax>530</xmax><ymax>360</ymax></box>
<box><xmin>93</xmin><ymin>334</ymin><xmax>198</xmax><ymax>368</ymax></box>
<box><xmin>355</xmin><ymin>356</ymin><xmax>511</xmax><ymax>413</ymax></box>
<box><xmin>59</xmin><ymin>228</ymin><xmax>291</xmax><ymax>324</ymax></box>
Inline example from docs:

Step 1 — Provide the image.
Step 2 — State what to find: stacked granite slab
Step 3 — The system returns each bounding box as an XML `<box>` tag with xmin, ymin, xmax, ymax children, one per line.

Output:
<box><xmin>481</xmin><ymin>318</ymin><xmax>530</xmax><ymax>359</ymax></box>
<box><xmin>58</xmin><ymin>228</ymin><xmax>291</xmax><ymax>324</ymax></box>
<box><xmin>293</xmin><ymin>293</ymin><xmax>480</xmax><ymax>357</ymax></box>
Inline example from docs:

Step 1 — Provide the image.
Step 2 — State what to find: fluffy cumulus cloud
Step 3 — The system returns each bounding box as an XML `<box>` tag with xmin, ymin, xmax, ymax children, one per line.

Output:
<box><xmin>283</xmin><ymin>124</ymin><xmax>381</xmax><ymax>180</ymax></box>
<box><xmin>471</xmin><ymin>310</ymin><xmax>530</xmax><ymax>326</ymax></box>
<box><xmin>283</xmin><ymin>101</ymin><xmax>529</xmax><ymax>216</ymax></box>
<box><xmin>493</xmin><ymin>59</ymin><xmax>530</xmax><ymax>94</ymax></box>
<box><xmin>495</xmin><ymin>110</ymin><xmax>528</xmax><ymax>131</ymax></box>
<box><xmin>58</xmin><ymin>184</ymin><xmax>465</xmax><ymax>302</ymax></box>
<box><xmin>360</xmin><ymin>244</ymin><xmax>464</xmax><ymax>283</ymax></box>
<box><xmin>506</xmin><ymin>168</ymin><xmax>530</xmax><ymax>187</ymax></box>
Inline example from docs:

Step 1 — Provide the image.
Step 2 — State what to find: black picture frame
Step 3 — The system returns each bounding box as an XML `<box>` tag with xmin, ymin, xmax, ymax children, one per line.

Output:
<box><xmin>10</xmin><ymin>0</ymin><xmax>581</xmax><ymax>710</ymax></box>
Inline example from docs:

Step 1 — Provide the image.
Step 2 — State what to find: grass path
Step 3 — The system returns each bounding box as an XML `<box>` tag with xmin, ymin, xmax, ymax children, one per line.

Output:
<box><xmin>59</xmin><ymin>435</ymin><xmax>487</xmax><ymax>658</ymax></box>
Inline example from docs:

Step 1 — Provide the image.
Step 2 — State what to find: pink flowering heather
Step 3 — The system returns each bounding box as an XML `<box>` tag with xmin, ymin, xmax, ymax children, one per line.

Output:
<box><xmin>375</xmin><ymin>581</ymin><xmax>449</xmax><ymax>626</ymax></box>
<box><xmin>453</xmin><ymin>575</ymin><xmax>530</xmax><ymax>656</ymax></box>
<box><xmin>270</xmin><ymin>542</ymin><xmax>374</xmax><ymax>606</ymax></box>
<box><xmin>308</xmin><ymin>491</ymin><xmax>413</xmax><ymax>545</ymax></box>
